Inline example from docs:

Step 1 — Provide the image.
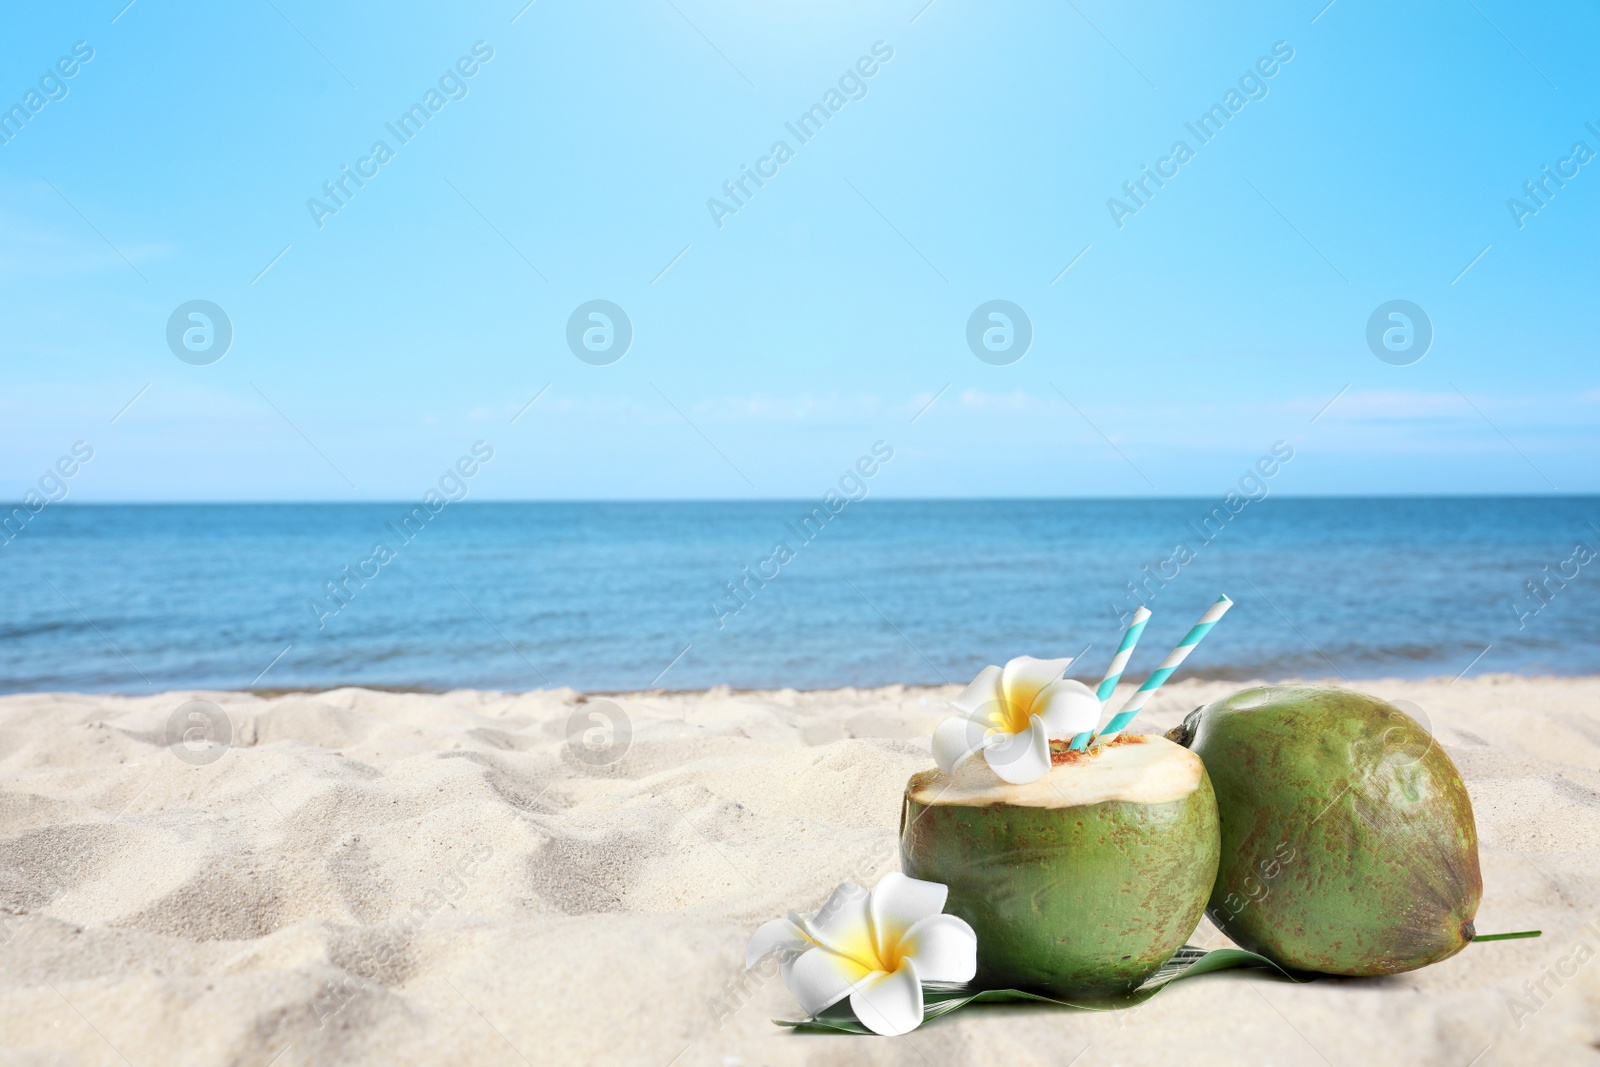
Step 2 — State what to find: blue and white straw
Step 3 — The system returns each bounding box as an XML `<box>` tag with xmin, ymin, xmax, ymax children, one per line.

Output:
<box><xmin>1092</xmin><ymin>595</ymin><xmax>1233</xmax><ymax>749</ymax></box>
<box><xmin>1069</xmin><ymin>606</ymin><xmax>1151</xmax><ymax>751</ymax></box>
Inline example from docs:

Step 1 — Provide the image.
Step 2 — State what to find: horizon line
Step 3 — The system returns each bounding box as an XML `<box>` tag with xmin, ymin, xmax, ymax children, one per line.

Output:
<box><xmin>17</xmin><ymin>491</ymin><xmax>1600</xmax><ymax>506</ymax></box>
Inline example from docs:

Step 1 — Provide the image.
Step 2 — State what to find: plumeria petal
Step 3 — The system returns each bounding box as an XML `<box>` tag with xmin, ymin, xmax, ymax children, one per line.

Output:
<box><xmin>1032</xmin><ymin>677</ymin><xmax>1101</xmax><ymax>738</ymax></box>
<box><xmin>949</xmin><ymin>664</ymin><xmax>1004</xmax><ymax>714</ymax></box>
<box><xmin>899</xmin><ymin>913</ymin><xmax>978</xmax><ymax>983</ymax></box>
<box><xmin>867</xmin><ymin>873</ymin><xmax>947</xmax><ymax>960</ymax></box>
<box><xmin>1000</xmin><ymin>656</ymin><xmax>1074</xmax><ymax>718</ymax></box>
<box><xmin>931</xmin><ymin>715</ymin><xmax>987</xmax><ymax>775</ymax></box>
<box><xmin>788</xmin><ymin>945</ymin><xmax>875</xmax><ymax>1016</ymax></box>
<box><xmin>982</xmin><ymin>714</ymin><xmax>1051</xmax><ymax>784</ymax></box>
<box><xmin>800</xmin><ymin>883</ymin><xmax>876</xmax><ymax>967</ymax></box>
<box><xmin>745</xmin><ymin>917</ymin><xmax>809</xmax><ymax>971</ymax></box>
<box><xmin>848</xmin><ymin>960</ymin><xmax>925</xmax><ymax>1037</ymax></box>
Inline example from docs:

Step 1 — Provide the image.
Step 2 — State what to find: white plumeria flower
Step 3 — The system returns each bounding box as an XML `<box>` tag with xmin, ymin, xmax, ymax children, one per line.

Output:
<box><xmin>932</xmin><ymin>655</ymin><xmax>1101</xmax><ymax>784</ymax></box>
<box><xmin>744</xmin><ymin>872</ymin><xmax>977</xmax><ymax>1036</ymax></box>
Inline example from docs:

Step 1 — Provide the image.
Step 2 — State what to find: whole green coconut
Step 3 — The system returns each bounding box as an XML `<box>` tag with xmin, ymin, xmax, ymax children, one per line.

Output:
<box><xmin>1169</xmin><ymin>685</ymin><xmax>1481</xmax><ymax>976</ymax></box>
<box><xmin>900</xmin><ymin>734</ymin><xmax>1220</xmax><ymax>997</ymax></box>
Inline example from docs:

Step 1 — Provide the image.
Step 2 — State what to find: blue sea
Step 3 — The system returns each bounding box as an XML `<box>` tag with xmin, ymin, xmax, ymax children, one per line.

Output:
<box><xmin>2</xmin><ymin>498</ymin><xmax>1596</xmax><ymax>694</ymax></box>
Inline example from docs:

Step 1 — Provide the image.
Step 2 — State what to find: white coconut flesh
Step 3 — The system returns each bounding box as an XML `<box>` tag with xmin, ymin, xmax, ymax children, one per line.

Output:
<box><xmin>911</xmin><ymin>735</ymin><xmax>1204</xmax><ymax>809</ymax></box>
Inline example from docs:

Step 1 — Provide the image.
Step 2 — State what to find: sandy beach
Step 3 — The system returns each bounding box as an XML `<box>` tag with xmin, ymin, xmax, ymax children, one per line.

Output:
<box><xmin>1</xmin><ymin>675</ymin><xmax>1596</xmax><ymax>1066</ymax></box>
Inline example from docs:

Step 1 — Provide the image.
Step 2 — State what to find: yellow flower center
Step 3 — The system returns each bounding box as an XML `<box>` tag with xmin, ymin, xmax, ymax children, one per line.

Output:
<box><xmin>827</xmin><ymin>922</ymin><xmax>908</xmax><ymax>975</ymax></box>
<box><xmin>830</xmin><ymin>927</ymin><xmax>887</xmax><ymax>972</ymax></box>
<box><xmin>985</xmin><ymin>692</ymin><xmax>1031</xmax><ymax>736</ymax></box>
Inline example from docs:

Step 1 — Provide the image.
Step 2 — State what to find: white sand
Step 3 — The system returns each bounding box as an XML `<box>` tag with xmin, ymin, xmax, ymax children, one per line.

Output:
<box><xmin>1</xmin><ymin>676</ymin><xmax>1596</xmax><ymax>1066</ymax></box>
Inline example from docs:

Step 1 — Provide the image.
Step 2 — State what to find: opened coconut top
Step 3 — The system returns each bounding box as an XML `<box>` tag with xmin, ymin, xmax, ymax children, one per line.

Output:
<box><xmin>909</xmin><ymin>734</ymin><xmax>1204</xmax><ymax>808</ymax></box>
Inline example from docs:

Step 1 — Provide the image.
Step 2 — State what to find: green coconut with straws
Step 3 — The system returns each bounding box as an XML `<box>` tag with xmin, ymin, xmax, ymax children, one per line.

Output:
<box><xmin>902</xmin><ymin>598</ymin><xmax>1231</xmax><ymax>996</ymax></box>
<box><xmin>1168</xmin><ymin>685</ymin><xmax>1483</xmax><ymax>975</ymax></box>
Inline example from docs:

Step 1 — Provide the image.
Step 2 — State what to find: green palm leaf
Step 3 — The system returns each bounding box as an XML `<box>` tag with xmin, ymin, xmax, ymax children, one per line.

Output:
<box><xmin>776</xmin><ymin>945</ymin><xmax>1305</xmax><ymax>1034</ymax></box>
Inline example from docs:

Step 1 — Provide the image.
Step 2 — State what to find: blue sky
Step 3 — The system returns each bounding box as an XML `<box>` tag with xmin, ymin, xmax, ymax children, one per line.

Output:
<box><xmin>2</xmin><ymin>0</ymin><xmax>1595</xmax><ymax>501</ymax></box>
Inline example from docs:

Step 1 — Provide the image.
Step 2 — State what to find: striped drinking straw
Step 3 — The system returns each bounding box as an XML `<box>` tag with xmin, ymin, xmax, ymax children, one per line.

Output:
<box><xmin>1092</xmin><ymin>595</ymin><xmax>1233</xmax><ymax>749</ymax></box>
<box><xmin>1069</xmin><ymin>606</ymin><xmax>1152</xmax><ymax>751</ymax></box>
